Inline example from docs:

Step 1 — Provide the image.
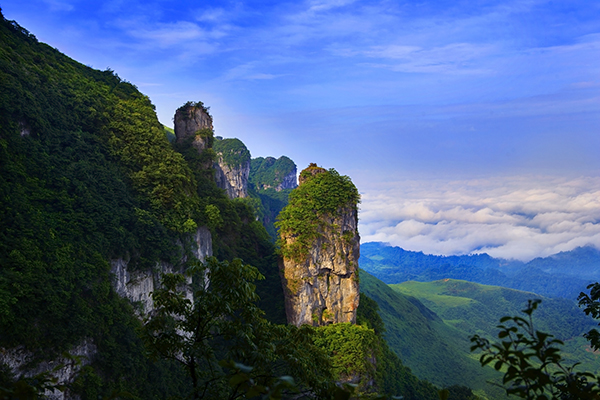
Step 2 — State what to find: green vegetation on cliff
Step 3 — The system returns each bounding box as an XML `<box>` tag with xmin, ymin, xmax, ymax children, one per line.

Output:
<box><xmin>213</xmin><ymin>137</ymin><xmax>250</xmax><ymax>168</ymax></box>
<box><xmin>250</xmin><ymin>156</ymin><xmax>296</xmax><ymax>191</ymax></box>
<box><xmin>276</xmin><ymin>165</ymin><xmax>360</xmax><ymax>261</ymax></box>
<box><xmin>0</xmin><ymin>12</ymin><xmax>285</xmax><ymax>397</ymax></box>
<box><xmin>170</xmin><ymin>120</ymin><xmax>286</xmax><ymax>324</ymax></box>
<box><xmin>0</xmin><ymin>12</ymin><xmax>195</xmax><ymax>398</ymax></box>
<box><xmin>248</xmin><ymin>156</ymin><xmax>297</xmax><ymax>240</ymax></box>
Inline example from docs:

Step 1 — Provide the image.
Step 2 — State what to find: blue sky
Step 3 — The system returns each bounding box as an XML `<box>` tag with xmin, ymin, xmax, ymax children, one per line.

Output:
<box><xmin>2</xmin><ymin>0</ymin><xmax>599</xmax><ymax>260</ymax></box>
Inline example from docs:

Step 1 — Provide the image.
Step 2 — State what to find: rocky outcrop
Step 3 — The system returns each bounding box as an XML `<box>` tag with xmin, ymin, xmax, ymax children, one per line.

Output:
<box><xmin>214</xmin><ymin>160</ymin><xmax>249</xmax><ymax>199</ymax></box>
<box><xmin>0</xmin><ymin>339</ymin><xmax>96</xmax><ymax>400</ymax></box>
<box><xmin>278</xmin><ymin>169</ymin><xmax>297</xmax><ymax>191</ymax></box>
<box><xmin>173</xmin><ymin>102</ymin><xmax>213</xmax><ymax>155</ymax></box>
<box><xmin>213</xmin><ymin>138</ymin><xmax>250</xmax><ymax>199</ymax></box>
<box><xmin>111</xmin><ymin>226</ymin><xmax>212</xmax><ymax>315</ymax></box>
<box><xmin>278</xmin><ymin>165</ymin><xmax>360</xmax><ymax>326</ymax></box>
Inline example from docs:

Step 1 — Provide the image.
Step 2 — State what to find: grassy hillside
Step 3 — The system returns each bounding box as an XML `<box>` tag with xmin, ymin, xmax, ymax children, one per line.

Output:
<box><xmin>360</xmin><ymin>271</ymin><xmax>505</xmax><ymax>399</ymax></box>
<box><xmin>391</xmin><ymin>279</ymin><xmax>600</xmax><ymax>375</ymax></box>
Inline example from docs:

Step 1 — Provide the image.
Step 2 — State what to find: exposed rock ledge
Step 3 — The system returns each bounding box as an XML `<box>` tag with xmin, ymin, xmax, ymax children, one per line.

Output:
<box><xmin>214</xmin><ymin>159</ymin><xmax>249</xmax><ymax>199</ymax></box>
<box><xmin>280</xmin><ymin>206</ymin><xmax>360</xmax><ymax>326</ymax></box>
<box><xmin>111</xmin><ymin>226</ymin><xmax>212</xmax><ymax>315</ymax></box>
<box><xmin>0</xmin><ymin>339</ymin><xmax>96</xmax><ymax>400</ymax></box>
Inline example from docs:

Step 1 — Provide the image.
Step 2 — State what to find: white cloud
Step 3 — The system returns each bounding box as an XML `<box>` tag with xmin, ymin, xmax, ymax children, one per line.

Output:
<box><xmin>358</xmin><ymin>176</ymin><xmax>600</xmax><ymax>261</ymax></box>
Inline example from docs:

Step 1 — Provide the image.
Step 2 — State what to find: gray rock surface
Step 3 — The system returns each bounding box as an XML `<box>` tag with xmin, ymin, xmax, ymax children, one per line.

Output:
<box><xmin>110</xmin><ymin>226</ymin><xmax>212</xmax><ymax>315</ymax></box>
<box><xmin>214</xmin><ymin>158</ymin><xmax>249</xmax><ymax>199</ymax></box>
<box><xmin>173</xmin><ymin>105</ymin><xmax>213</xmax><ymax>155</ymax></box>
<box><xmin>280</xmin><ymin>206</ymin><xmax>360</xmax><ymax>326</ymax></box>
<box><xmin>0</xmin><ymin>339</ymin><xmax>97</xmax><ymax>400</ymax></box>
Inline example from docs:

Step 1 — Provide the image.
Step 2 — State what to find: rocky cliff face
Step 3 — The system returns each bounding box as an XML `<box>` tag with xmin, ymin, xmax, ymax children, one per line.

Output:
<box><xmin>173</xmin><ymin>102</ymin><xmax>213</xmax><ymax>155</ymax></box>
<box><xmin>0</xmin><ymin>340</ymin><xmax>96</xmax><ymax>400</ymax></box>
<box><xmin>278</xmin><ymin>169</ymin><xmax>297</xmax><ymax>191</ymax></box>
<box><xmin>111</xmin><ymin>226</ymin><xmax>213</xmax><ymax>315</ymax></box>
<box><xmin>213</xmin><ymin>138</ymin><xmax>250</xmax><ymax>199</ymax></box>
<box><xmin>214</xmin><ymin>160</ymin><xmax>249</xmax><ymax>199</ymax></box>
<box><xmin>278</xmin><ymin>165</ymin><xmax>360</xmax><ymax>326</ymax></box>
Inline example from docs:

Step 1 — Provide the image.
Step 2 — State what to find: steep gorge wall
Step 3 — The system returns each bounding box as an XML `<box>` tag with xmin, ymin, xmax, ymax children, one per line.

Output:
<box><xmin>278</xmin><ymin>169</ymin><xmax>297</xmax><ymax>191</ymax></box>
<box><xmin>111</xmin><ymin>226</ymin><xmax>213</xmax><ymax>315</ymax></box>
<box><xmin>213</xmin><ymin>138</ymin><xmax>250</xmax><ymax>199</ymax></box>
<box><xmin>278</xmin><ymin>164</ymin><xmax>360</xmax><ymax>326</ymax></box>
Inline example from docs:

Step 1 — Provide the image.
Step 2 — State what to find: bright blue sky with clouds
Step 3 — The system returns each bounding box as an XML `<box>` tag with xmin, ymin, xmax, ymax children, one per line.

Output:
<box><xmin>2</xmin><ymin>0</ymin><xmax>599</xmax><ymax>260</ymax></box>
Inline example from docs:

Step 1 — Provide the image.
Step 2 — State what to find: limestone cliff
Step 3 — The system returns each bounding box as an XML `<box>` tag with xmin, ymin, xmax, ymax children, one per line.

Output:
<box><xmin>1</xmin><ymin>340</ymin><xmax>96</xmax><ymax>400</ymax></box>
<box><xmin>213</xmin><ymin>138</ymin><xmax>250</xmax><ymax>199</ymax></box>
<box><xmin>277</xmin><ymin>164</ymin><xmax>360</xmax><ymax>326</ymax></box>
<box><xmin>278</xmin><ymin>169</ymin><xmax>297</xmax><ymax>191</ymax></box>
<box><xmin>173</xmin><ymin>101</ymin><xmax>213</xmax><ymax>157</ymax></box>
<box><xmin>111</xmin><ymin>226</ymin><xmax>213</xmax><ymax>315</ymax></box>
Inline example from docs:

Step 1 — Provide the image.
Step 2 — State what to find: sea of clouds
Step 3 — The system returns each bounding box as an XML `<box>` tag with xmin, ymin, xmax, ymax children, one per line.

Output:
<box><xmin>358</xmin><ymin>175</ymin><xmax>600</xmax><ymax>262</ymax></box>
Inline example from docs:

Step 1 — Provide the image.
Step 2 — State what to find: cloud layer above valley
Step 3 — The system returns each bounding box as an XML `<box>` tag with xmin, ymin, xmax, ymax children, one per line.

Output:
<box><xmin>359</xmin><ymin>176</ymin><xmax>600</xmax><ymax>261</ymax></box>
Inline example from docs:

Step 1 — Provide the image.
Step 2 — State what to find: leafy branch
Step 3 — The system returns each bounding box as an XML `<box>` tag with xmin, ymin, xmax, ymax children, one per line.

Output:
<box><xmin>470</xmin><ymin>299</ymin><xmax>600</xmax><ymax>400</ymax></box>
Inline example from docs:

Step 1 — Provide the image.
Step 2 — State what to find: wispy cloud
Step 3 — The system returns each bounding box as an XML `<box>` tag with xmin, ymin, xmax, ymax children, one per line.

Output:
<box><xmin>359</xmin><ymin>176</ymin><xmax>600</xmax><ymax>261</ymax></box>
<box><xmin>123</xmin><ymin>20</ymin><xmax>227</xmax><ymax>47</ymax></box>
<box><xmin>307</xmin><ymin>0</ymin><xmax>358</xmax><ymax>13</ymax></box>
<box><xmin>219</xmin><ymin>62</ymin><xmax>284</xmax><ymax>82</ymax></box>
<box><xmin>195</xmin><ymin>8</ymin><xmax>228</xmax><ymax>23</ymax></box>
<box><xmin>42</xmin><ymin>0</ymin><xmax>73</xmax><ymax>12</ymax></box>
<box><xmin>357</xmin><ymin>42</ymin><xmax>496</xmax><ymax>74</ymax></box>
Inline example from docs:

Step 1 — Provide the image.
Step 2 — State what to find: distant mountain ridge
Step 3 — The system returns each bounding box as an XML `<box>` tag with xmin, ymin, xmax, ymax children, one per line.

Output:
<box><xmin>364</xmin><ymin>274</ymin><xmax>600</xmax><ymax>399</ymax></box>
<box><xmin>360</xmin><ymin>242</ymin><xmax>600</xmax><ymax>299</ymax></box>
<box><xmin>527</xmin><ymin>246</ymin><xmax>600</xmax><ymax>279</ymax></box>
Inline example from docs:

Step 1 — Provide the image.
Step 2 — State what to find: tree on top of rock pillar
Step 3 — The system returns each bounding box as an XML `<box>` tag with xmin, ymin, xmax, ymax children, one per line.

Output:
<box><xmin>276</xmin><ymin>164</ymin><xmax>361</xmax><ymax>327</ymax></box>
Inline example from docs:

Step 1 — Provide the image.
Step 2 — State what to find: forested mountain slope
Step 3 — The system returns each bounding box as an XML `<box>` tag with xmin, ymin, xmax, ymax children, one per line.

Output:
<box><xmin>361</xmin><ymin>266</ymin><xmax>600</xmax><ymax>400</ymax></box>
<box><xmin>392</xmin><ymin>279</ymin><xmax>600</xmax><ymax>374</ymax></box>
<box><xmin>360</xmin><ymin>271</ymin><xmax>505</xmax><ymax>399</ymax></box>
<box><xmin>0</xmin><ymin>11</ymin><xmax>285</xmax><ymax>397</ymax></box>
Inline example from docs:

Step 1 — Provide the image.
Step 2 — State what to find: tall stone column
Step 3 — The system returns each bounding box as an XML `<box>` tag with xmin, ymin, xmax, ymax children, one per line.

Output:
<box><xmin>278</xmin><ymin>164</ymin><xmax>360</xmax><ymax>326</ymax></box>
